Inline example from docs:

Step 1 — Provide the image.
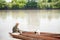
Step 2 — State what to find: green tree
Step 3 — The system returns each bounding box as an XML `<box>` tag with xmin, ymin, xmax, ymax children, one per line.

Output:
<box><xmin>17</xmin><ymin>0</ymin><xmax>27</xmax><ymax>8</ymax></box>
<box><xmin>0</xmin><ymin>0</ymin><xmax>7</xmax><ymax>9</ymax></box>
<box><xmin>6</xmin><ymin>2</ymin><xmax>13</xmax><ymax>9</ymax></box>
<box><xmin>54</xmin><ymin>0</ymin><xmax>60</xmax><ymax>8</ymax></box>
<box><xmin>11</xmin><ymin>0</ymin><xmax>27</xmax><ymax>9</ymax></box>
<box><xmin>37</xmin><ymin>0</ymin><xmax>60</xmax><ymax>9</ymax></box>
<box><xmin>25</xmin><ymin>0</ymin><xmax>37</xmax><ymax>9</ymax></box>
<box><xmin>48</xmin><ymin>0</ymin><xmax>52</xmax><ymax>2</ymax></box>
<box><xmin>50</xmin><ymin>0</ymin><xmax>59</xmax><ymax>8</ymax></box>
<box><xmin>37</xmin><ymin>0</ymin><xmax>48</xmax><ymax>9</ymax></box>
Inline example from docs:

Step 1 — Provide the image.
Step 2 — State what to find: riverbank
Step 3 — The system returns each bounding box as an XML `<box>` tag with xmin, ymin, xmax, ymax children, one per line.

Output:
<box><xmin>0</xmin><ymin>8</ymin><xmax>60</xmax><ymax>10</ymax></box>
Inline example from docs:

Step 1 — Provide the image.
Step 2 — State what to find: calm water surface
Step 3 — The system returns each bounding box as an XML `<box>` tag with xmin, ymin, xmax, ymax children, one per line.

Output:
<box><xmin>0</xmin><ymin>10</ymin><xmax>60</xmax><ymax>40</ymax></box>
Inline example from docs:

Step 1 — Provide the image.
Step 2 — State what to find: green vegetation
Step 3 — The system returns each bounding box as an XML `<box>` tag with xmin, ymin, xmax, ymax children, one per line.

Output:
<box><xmin>7</xmin><ymin>0</ymin><xmax>27</xmax><ymax>9</ymax></box>
<box><xmin>25</xmin><ymin>1</ymin><xmax>37</xmax><ymax>9</ymax></box>
<box><xmin>0</xmin><ymin>0</ymin><xmax>60</xmax><ymax>9</ymax></box>
<box><xmin>37</xmin><ymin>0</ymin><xmax>60</xmax><ymax>9</ymax></box>
<box><xmin>0</xmin><ymin>0</ymin><xmax>7</xmax><ymax>9</ymax></box>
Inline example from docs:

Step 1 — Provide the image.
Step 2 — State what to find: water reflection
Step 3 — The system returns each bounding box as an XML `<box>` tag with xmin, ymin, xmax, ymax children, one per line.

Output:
<box><xmin>0</xmin><ymin>10</ymin><xmax>7</xmax><ymax>19</ymax></box>
<box><xmin>0</xmin><ymin>10</ymin><xmax>60</xmax><ymax>40</ymax></box>
<box><xmin>38</xmin><ymin>10</ymin><xmax>60</xmax><ymax>19</ymax></box>
<box><xmin>0</xmin><ymin>10</ymin><xmax>60</xmax><ymax>20</ymax></box>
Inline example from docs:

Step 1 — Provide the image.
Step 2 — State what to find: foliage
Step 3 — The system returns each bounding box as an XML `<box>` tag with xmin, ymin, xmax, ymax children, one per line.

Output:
<box><xmin>54</xmin><ymin>2</ymin><xmax>60</xmax><ymax>8</ymax></box>
<box><xmin>0</xmin><ymin>0</ymin><xmax>60</xmax><ymax>9</ymax></box>
<box><xmin>11</xmin><ymin>0</ymin><xmax>27</xmax><ymax>9</ymax></box>
<box><xmin>37</xmin><ymin>0</ymin><xmax>60</xmax><ymax>9</ymax></box>
<box><xmin>0</xmin><ymin>0</ymin><xmax>7</xmax><ymax>9</ymax></box>
<box><xmin>6</xmin><ymin>0</ymin><xmax>27</xmax><ymax>9</ymax></box>
<box><xmin>25</xmin><ymin>1</ymin><xmax>37</xmax><ymax>9</ymax></box>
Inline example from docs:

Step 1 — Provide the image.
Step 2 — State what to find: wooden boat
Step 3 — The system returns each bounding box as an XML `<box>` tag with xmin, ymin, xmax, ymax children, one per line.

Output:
<box><xmin>9</xmin><ymin>32</ymin><xmax>60</xmax><ymax>40</ymax></box>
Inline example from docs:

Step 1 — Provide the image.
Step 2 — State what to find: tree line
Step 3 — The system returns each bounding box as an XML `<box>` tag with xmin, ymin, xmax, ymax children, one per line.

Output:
<box><xmin>0</xmin><ymin>0</ymin><xmax>60</xmax><ymax>10</ymax></box>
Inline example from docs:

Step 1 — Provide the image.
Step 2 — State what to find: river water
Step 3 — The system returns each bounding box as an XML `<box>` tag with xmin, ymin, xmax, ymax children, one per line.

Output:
<box><xmin>0</xmin><ymin>10</ymin><xmax>60</xmax><ymax>40</ymax></box>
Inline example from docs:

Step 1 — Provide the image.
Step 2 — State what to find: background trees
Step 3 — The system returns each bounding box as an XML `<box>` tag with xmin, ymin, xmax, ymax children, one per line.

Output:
<box><xmin>0</xmin><ymin>0</ymin><xmax>7</xmax><ymax>9</ymax></box>
<box><xmin>6</xmin><ymin>0</ymin><xmax>27</xmax><ymax>9</ymax></box>
<box><xmin>25</xmin><ymin>0</ymin><xmax>37</xmax><ymax>9</ymax></box>
<box><xmin>11</xmin><ymin>0</ymin><xmax>27</xmax><ymax>9</ymax></box>
<box><xmin>37</xmin><ymin>0</ymin><xmax>60</xmax><ymax>9</ymax></box>
<box><xmin>0</xmin><ymin>0</ymin><xmax>60</xmax><ymax>9</ymax></box>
